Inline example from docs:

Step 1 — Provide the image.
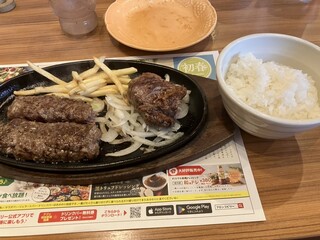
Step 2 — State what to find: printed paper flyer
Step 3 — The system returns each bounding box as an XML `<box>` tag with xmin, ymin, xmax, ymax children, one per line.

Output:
<box><xmin>0</xmin><ymin>52</ymin><xmax>265</xmax><ymax>237</ymax></box>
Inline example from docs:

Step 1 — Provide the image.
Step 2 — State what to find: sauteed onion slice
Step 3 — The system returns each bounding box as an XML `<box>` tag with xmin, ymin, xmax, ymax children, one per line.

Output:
<box><xmin>97</xmin><ymin>93</ymin><xmax>186</xmax><ymax>157</ymax></box>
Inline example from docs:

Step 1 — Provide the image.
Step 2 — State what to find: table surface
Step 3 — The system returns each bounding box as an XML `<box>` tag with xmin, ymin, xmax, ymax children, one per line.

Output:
<box><xmin>1</xmin><ymin>0</ymin><xmax>320</xmax><ymax>239</ymax></box>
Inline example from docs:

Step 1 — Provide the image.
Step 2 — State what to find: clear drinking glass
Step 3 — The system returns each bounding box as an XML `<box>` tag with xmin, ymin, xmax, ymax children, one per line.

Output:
<box><xmin>49</xmin><ymin>0</ymin><xmax>98</xmax><ymax>36</ymax></box>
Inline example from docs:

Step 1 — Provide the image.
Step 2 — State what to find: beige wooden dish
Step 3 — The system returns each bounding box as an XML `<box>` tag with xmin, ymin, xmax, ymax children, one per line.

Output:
<box><xmin>105</xmin><ymin>0</ymin><xmax>217</xmax><ymax>51</ymax></box>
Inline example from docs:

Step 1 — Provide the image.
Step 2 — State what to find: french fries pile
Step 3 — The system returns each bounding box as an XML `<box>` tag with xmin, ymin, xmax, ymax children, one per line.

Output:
<box><xmin>14</xmin><ymin>57</ymin><xmax>137</xmax><ymax>102</ymax></box>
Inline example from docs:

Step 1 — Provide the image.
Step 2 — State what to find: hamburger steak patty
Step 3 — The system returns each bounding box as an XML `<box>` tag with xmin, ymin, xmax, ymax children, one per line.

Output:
<box><xmin>127</xmin><ymin>72</ymin><xmax>187</xmax><ymax>128</ymax></box>
<box><xmin>0</xmin><ymin>119</ymin><xmax>101</xmax><ymax>162</ymax></box>
<box><xmin>7</xmin><ymin>95</ymin><xmax>96</xmax><ymax>124</ymax></box>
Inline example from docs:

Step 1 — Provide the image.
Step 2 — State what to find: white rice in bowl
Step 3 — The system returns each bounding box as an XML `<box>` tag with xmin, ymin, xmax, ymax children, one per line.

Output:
<box><xmin>225</xmin><ymin>53</ymin><xmax>320</xmax><ymax>120</ymax></box>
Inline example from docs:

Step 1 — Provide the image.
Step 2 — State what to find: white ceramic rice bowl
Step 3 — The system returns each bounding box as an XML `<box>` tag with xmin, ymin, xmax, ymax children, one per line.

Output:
<box><xmin>216</xmin><ymin>33</ymin><xmax>320</xmax><ymax>139</ymax></box>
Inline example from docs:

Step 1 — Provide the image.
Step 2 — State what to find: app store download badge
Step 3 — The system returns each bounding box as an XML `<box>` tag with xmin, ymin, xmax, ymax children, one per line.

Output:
<box><xmin>176</xmin><ymin>203</ymin><xmax>212</xmax><ymax>215</ymax></box>
<box><xmin>146</xmin><ymin>205</ymin><xmax>174</xmax><ymax>216</ymax></box>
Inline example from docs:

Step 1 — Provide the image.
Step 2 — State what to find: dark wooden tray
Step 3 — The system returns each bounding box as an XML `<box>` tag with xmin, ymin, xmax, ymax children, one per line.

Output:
<box><xmin>0</xmin><ymin>75</ymin><xmax>235</xmax><ymax>185</ymax></box>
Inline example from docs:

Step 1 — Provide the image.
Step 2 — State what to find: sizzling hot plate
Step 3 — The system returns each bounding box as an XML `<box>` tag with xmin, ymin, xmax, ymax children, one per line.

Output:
<box><xmin>0</xmin><ymin>60</ymin><xmax>207</xmax><ymax>172</ymax></box>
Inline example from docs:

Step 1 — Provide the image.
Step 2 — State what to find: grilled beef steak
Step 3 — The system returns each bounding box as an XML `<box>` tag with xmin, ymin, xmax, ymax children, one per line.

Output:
<box><xmin>7</xmin><ymin>95</ymin><xmax>95</xmax><ymax>124</ymax></box>
<box><xmin>127</xmin><ymin>72</ymin><xmax>187</xmax><ymax>128</ymax></box>
<box><xmin>0</xmin><ymin>119</ymin><xmax>101</xmax><ymax>163</ymax></box>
